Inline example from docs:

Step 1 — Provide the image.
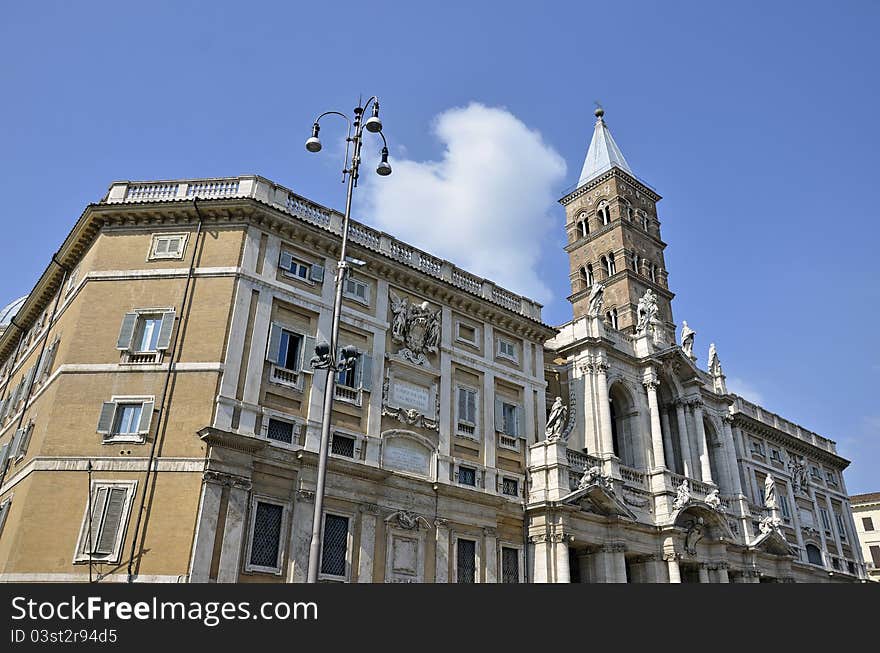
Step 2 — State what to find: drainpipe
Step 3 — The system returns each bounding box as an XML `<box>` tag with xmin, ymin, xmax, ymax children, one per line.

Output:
<box><xmin>126</xmin><ymin>199</ymin><xmax>204</xmax><ymax>582</ymax></box>
<box><xmin>523</xmin><ymin>467</ymin><xmax>531</xmax><ymax>583</ymax></box>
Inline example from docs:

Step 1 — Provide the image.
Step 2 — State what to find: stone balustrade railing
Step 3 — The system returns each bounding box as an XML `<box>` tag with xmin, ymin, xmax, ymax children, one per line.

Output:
<box><xmin>103</xmin><ymin>176</ymin><xmax>544</xmax><ymax>321</ymax></box>
<box><xmin>733</xmin><ymin>396</ymin><xmax>836</xmax><ymax>454</ymax></box>
<box><xmin>619</xmin><ymin>463</ymin><xmax>647</xmax><ymax>489</ymax></box>
<box><xmin>566</xmin><ymin>449</ymin><xmax>602</xmax><ymax>473</ymax></box>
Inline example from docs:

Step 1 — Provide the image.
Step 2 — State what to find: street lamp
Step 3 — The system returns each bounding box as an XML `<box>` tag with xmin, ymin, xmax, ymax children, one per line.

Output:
<box><xmin>303</xmin><ymin>96</ymin><xmax>391</xmax><ymax>583</ymax></box>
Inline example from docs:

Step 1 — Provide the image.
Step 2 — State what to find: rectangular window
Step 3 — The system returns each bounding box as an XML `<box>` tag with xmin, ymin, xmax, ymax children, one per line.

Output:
<box><xmin>769</xmin><ymin>449</ymin><xmax>782</xmax><ymax>462</ymax></box>
<box><xmin>320</xmin><ymin>514</ymin><xmax>349</xmax><ymax>579</ymax></box>
<box><xmin>456</xmin><ymin>386</ymin><xmax>478</xmax><ymax>438</ymax></box>
<box><xmin>279</xmin><ymin>250</ymin><xmax>323</xmax><ymax>283</ymax></box>
<box><xmin>343</xmin><ymin>276</ymin><xmax>370</xmax><ymax>304</ymax></box>
<box><xmin>330</xmin><ymin>433</ymin><xmax>356</xmax><ymax>458</ymax></box>
<box><xmin>97</xmin><ymin>398</ymin><xmax>154</xmax><ymax>443</ymax></box>
<box><xmin>501</xmin><ymin>546</ymin><xmax>520</xmax><ymax>583</ymax></box>
<box><xmin>825</xmin><ymin>471</ymin><xmax>837</xmax><ymax>485</ymax></box>
<box><xmin>502</xmin><ymin>477</ymin><xmax>519</xmax><ymax>497</ymax></box>
<box><xmin>456</xmin><ymin>539</ymin><xmax>477</xmax><ymax>583</ymax></box>
<box><xmin>75</xmin><ymin>481</ymin><xmax>136</xmax><ymax>563</ymax></box>
<box><xmin>870</xmin><ymin>545</ymin><xmax>880</xmax><ymax>567</ymax></box>
<box><xmin>820</xmin><ymin>508</ymin><xmax>831</xmax><ymax>531</ymax></box>
<box><xmin>333</xmin><ymin>350</ymin><xmax>372</xmax><ymax>403</ymax></box>
<box><xmin>835</xmin><ymin>513</ymin><xmax>848</xmax><ymax>541</ymax></box>
<box><xmin>497</xmin><ymin>338</ymin><xmax>517</xmax><ymax>361</ymax></box>
<box><xmin>751</xmin><ymin>440</ymin><xmax>765</xmax><ymax>456</ymax></box>
<box><xmin>456</xmin><ymin>322</ymin><xmax>477</xmax><ymax>345</ymax></box>
<box><xmin>0</xmin><ymin>498</ymin><xmax>11</xmax><ymax>541</ymax></box>
<box><xmin>863</xmin><ymin>517</ymin><xmax>875</xmax><ymax>532</ymax></box>
<box><xmin>117</xmin><ymin>310</ymin><xmax>175</xmax><ymax>357</ymax></box>
<box><xmin>248</xmin><ymin>501</ymin><xmax>284</xmax><ymax>572</ymax></box>
<box><xmin>779</xmin><ymin>494</ymin><xmax>791</xmax><ymax>519</ymax></box>
<box><xmin>266</xmin><ymin>324</ymin><xmax>316</xmax><ymax>388</ymax></box>
<box><xmin>458</xmin><ymin>466</ymin><xmax>476</xmax><ymax>487</ymax></box>
<box><xmin>150</xmin><ymin>234</ymin><xmax>187</xmax><ymax>260</ymax></box>
<box><xmin>811</xmin><ymin>466</ymin><xmax>822</xmax><ymax>479</ymax></box>
<box><xmin>495</xmin><ymin>399</ymin><xmax>523</xmax><ymax>437</ymax></box>
<box><xmin>266</xmin><ymin>418</ymin><xmax>294</xmax><ymax>444</ymax></box>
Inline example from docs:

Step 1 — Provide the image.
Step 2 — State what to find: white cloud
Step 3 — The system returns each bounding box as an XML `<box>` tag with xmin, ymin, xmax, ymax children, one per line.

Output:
<box><xmin>360</xmin><ymin>103</ymin><xmax>566</xmax><ymax>303</ymax></box>
<box><xmin>726</xmin><ymin>377</ymin><xmax>764</xmax><ymax>405</ymax></box>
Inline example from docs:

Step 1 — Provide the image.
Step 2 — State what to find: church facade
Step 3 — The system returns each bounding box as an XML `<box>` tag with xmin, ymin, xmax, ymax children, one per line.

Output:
<box><xmin>0</xmin><ymin>112</ymin><xmax>866</xmax><ymax>583</ymax></box>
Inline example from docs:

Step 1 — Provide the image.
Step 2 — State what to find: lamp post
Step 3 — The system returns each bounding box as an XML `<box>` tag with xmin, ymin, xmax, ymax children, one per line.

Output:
<box><xmin>304</xmin><ymin>97</ymin><xmax>391</xmax><ymax>583</ymax></box>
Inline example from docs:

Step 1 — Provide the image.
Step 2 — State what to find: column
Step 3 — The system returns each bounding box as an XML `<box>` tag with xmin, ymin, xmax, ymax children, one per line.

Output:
<box><xmin>644</xmin><ymin>381</ymin><xmax>666</xmax><ymax>469</ymax></box>
<box><xmin>660</xmin><ymin>408</ymin><xmax>675</xmax><ymax>473</ymax></box>
<box><xmin>484</xmin><ymin>528</ymin><xmax>498</xmax><ymax>583</ymax></box>
<box><xmin>553</xmin><ymin>533</ymin><xmax>571</xmax><ymax>583</ymax></box>
<box><xmin>720</xmin><ymin>416</ymin><xmax>743</xmax><ymax>495</ymax></box>
<box><xmin>357</xmin><ymin>504</ymin><xmax>379</xmax><ymax>583</ymax></box>
<box><xmin>691</xmin><ymin>401</ymin><xmax>713</xmax><ymax>484</ymax></box>
<box><xmin>483</xmin><ymin>369</ymin><xmax>497</xmax><ymax>488</ymax></box>
<box><xmin>288</xmin><ymin>489</ymin><xmax>316</xmax><ymax>583</ymax></box>
<box><xmin>217</xmin><ymin>480</ymin><xmax>250</xmax><ymax>583</ymax></box>
<box><xmin>530</xmin><ymin>534</ymin><xmax>551</xmax><ymax>583</ymax></box>
<box><xmin>824</xmin><ymin>495</ymin><xmax>843</xmax><ymax>556</ymax></box>
<box><xmin>665</xmin><ymin>553</ymin><xmax>681</xmax><ymax>583</ymax></box>
<box><xmin>697</xmin><ymin>563</ymin><xmax>710</xmax><ymax>583</ymax></box>
<box><xmin>674</xmin><ymin>400</ymin><xmax>693</xmax><ymax>478</ymax></box>
<box><xmin>716</xmin><ymin>563</ymin><xmax>730</xmax><ymax>583</ymax></box>
<box><xmin>580</xmin><ymin>362</ymin><xmax>597</xmax><ymax>453</ymax></box>
<box><xmin>188</xmin><ymin>478</ymin><xmax>224</xmax><ymax>582</ymax></box>
<box><xmin>609</xmin><ymin>543</ymin><xmax>628</xmax><ymax>583</ymax></box>
<box><xmin>595</xmin><ymin>360</ymin><xmax>614</xmax><ymax>456</ymax></box>
<box><xmin>434</xmin><ymin>519</ymin><xmax>450</xmax><ymax>583</ymax></box>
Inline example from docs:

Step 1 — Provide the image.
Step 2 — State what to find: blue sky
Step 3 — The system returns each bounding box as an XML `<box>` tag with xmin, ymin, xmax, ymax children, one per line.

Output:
<box><xmin>1</xmin><ymin>1</ymin><xmax>877</xmax><ymax>492</ymax></box>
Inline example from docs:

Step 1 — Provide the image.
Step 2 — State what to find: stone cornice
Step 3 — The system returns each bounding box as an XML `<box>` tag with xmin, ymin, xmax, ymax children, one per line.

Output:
<box><xmin>559</xmin><ymin>167</ymin><xmax>662</xmax><ymax>206</ymax></box>
<box><xmin>732</xmin><ymin>413</ymin><xmax>849</xmax><ymax>468</ymax></box>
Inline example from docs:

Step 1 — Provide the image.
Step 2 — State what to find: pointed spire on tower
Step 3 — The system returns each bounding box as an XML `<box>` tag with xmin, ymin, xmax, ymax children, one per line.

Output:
<box><xmin>577</xmin><ymin>106</ymin><xmax>634</xmax><ymax>188</ymax></box>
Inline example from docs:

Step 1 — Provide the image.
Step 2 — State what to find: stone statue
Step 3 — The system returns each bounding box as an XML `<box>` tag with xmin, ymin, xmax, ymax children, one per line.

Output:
<box><xmin>587</xmin><ymin>281</ymin><xmax>605</xmax><ymax>318</ymax></box>
<box><xmin>389</xmin><ymin>291</ymin><xmax>441</xmax><ymax>365</ymax></box>
<box><xmin>685</xmin><ymin>517</ymin><xmax>704</xmax><ymax>555</ymax></box>
<box><xmin>705</xmin><ymin>488</ymin><xmax>724</xmax><ymax>512</ymax></box>
<box><xmin>545</xmin><ymin>396</ymin><xmax>568</xmax><ymax>441</ymax></box>
<box><xmin>680</xmin><ymin>321</ymin><xmax>695</xmax><ymax>359</ymax></box>
<box><xmin>763</xmin><ymin>473</ymin><xmax>778</xmax><ymax>510</ymax></box>
<box><xmin>708</xmin><ymin>343</ymin><xmax>722</xmax><ymax>376</ymax></box>
<box><xmin>578</xmin><ymin>466</ymin><xmax>611</xmax><ymax>491</ymax></box>
<box><xmin>395</xmin><ymin>510</ymin><xmax>421</xmax><ymax>530</ymax></box>
<box><xmin>636</xmin><ymin>289</ymin><xmax>659</xmax><ymax>336</ymax></box>
<box><xmin>789</xmin><ymin>455</ymin><xmax>808</xmax><ymax>495</ymax></box>
<box><xmin>673</xmin><ymin>478</ymin><xmax>691</xmax><ymax>510</ymax></box>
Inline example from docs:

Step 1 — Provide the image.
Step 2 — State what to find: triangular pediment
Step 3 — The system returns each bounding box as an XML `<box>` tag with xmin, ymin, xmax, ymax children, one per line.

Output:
<box><xmin>560</xmin><ymin>483</ymin><xmax>637</xmax><ymax>520</ymax></box>
<box><xmin>751</xmin><ymin>528</ymin><xmax>796</xmax><ymax>556</ymax></box>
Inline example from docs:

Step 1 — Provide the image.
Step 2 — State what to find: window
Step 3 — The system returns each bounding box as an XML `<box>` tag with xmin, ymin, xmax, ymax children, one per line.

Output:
<box><xmin>458</xmin><ymin>466</ymin><xmax>477</xmax><ymax>487</ymax></box>
<box><xmin>247</xmin><ymin>500</ymin><xmax>285</xmax><ymax>574</ymax></box>
<box><xmin>597</xmin><ymin>202</ymin><xmax>611</xmax><ymax>226</ymax></box>
<box><xmin>456</xmin><ymin>538</ymin><xmax>477</xmax><ymax>583</ymax></box>
<box><xmin>117</xmin><ymin>310</ymin><xmax>175</xmax><ymax>359</ymax></box>
<box><xmin>584</xmin><ymin>264</ymin><xmax>595</xmax><ymax>286</ymax></box>
<box><xmin>847</xmin><ymin>561</ymin><xmax>856</xmax><ymax>575</ymax></box>
<box><xmin>65</xmin><ymin>265</ymin><xmax>80</xmax><ymax>295</ymax></box>
<box><xmin>835</xmin><ymin>512</ymin><xmax>848</xmax><ymax>541</ymax></box>
<box><xmin>456</xmin><ymin>322</ymin><xmax>478</xmax><ymax>345</ymax></box>
<box><xmin>497</xmin><ymin>338</ymin><xmax>517</xmax><ymax>362</ymax></box>
<box><xmin>149</xmin><ymin>234</ymin><xmax>187</xmax><ymax>260</ymax></box>
<box><xmin>343</xmin><ymin>276</ymin><xmax>370</xmax><ymax>304</ymax></box>
<box><xmin>320</xmin><ymin>514</ymin><xmax>349</xmax><ymax>579</ymax></box>
<box><xmin>502</xmin><ymin>477</ymin><xmax>519</xmax><ymax>497</ymax></box>
<box><xmin>863</xmin><ymin>517</ymin><xmax>875</xmax><ymax>532</ymax></box>
<box><xmin>279</xmin><ymin>250</ymin><xmax>324</xmax><ymax>283</ymax></box>
<box><xmin>501</xmin><ymin>546</ymin><xmax>520</xmax><ymax>583</ymax></box>
<box><xmin>825</xmin><ymin>470</ymin><xmax>837</xmax><ymax>486</ymax></box>
<box><xmin>805</xmin><ymin>543</ymin><xmax>823</xmax><ymax>566</ymax></box>
<box><xmin>769</xmin><ymin>448</ymin><xmax>782</xmax><ymax>463</ymax></box>
<box><xmin>602</xmin><ymin>253</ymin><xmax>617</xmax><ymax>277</ymax></box>
<box><xmin>9</xmin><ymin>422</ymin><xmax>34</xmax><ymax>462</ymax></box>
<box><xmin>266</xmin><ymin>417</ymin><xmax>295</xmax><ymax>444</ymax></box>
<box><xmin>266</xmin><ymin>324</ymin><xmax>316</xmax><ymax>388</ymax></box>
<box><xmin>750</xmin><ymin>440</ymin><xmax>765</xmax><ymax>457</ymax></box>
<box><xmin>495</xmin><ymin>399</ymin><xmax>522</xmax><ymax>438</ymax></box>
<box><xmin>870</xmin><ymin>545</ymin><xmax>880</xmax><ymax>568</ymax></box>
<box><xmin>456</xmin><ymin>386</ymin><xmax>478</xmax><ymax>438</ymax></box>
<box><xmin>631</xmin><ymin>253</ymin><xmax>640</xmax><ymax>273</ymax></box>
<box><xmin>650</xmin><ymin>263</ymin><xmax>658</xmax><ymax>283</ymax></box>
<box><xmin>75</xmin><ymin>481</ymin><xmax>136</xmax><ymax>563</ymax></box>
<box><xmin>641</xmin><ymin>212</ymin><xmax>649</xmax><ymax>231</ymax></box>
<box><xmin>97</xmin><ymin>398</ymin><xmax>154</xmax><ymax>443</ymax></box>
<box><xmin>330</xmin><ymin>433</ymin><xmax>356</xmax><ymax>458</ymax></box>
<box><xmin>831</xmin><ymin>557</ymin><xmax>840</xmax><ymax>570</ymax></box>
<box><xmin>578</xmin><ymin>219</ymin><xmax>589</xmax><ymax>238</ymax></box>
<box><xmin>779</xmin><ymin>493</ymin><xmax>791</xmax><ymax>519</ymax></box>
<box><xmin>334</xmin><ymin>350</ymin><xmax>372</xmax><ymax>404</ymax></box>
<box><xmin>820</xmin><ymin>508</ymin><xmax>832</xmax><ymax>532</ymax></box>
<box><xmin>606</xmin><ymin>308</ymin><xmax>619</xmax><ymax>329</ymax></box>
<box><xmin>0</xmin><ymin>497</ymin><xmax>10</xmax><ymax>541</ymax></box>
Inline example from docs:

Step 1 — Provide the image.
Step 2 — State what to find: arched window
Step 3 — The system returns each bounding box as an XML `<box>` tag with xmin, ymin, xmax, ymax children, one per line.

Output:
<box><xmin>585</xmin><ymin>264</ymin><xmax>594</xmax><ymax>286</ymax></box>
<box><xmin>650</xmin><ymin>264</ymin><xmax>657</xmax><ymax>283</ymax></box>
<box><xmin>607</xmin><ymin>253</ymin><xmax>617</xmax><ymax>275</ymax></box>
<box><xmin>641</xmin><ymin>212</ymin><xmax>649</xmax><ymax>231</ymax></box>
<box><xmin>597</xmin><ymin>202</ymin><xmax>611</xmax><ymax>226</ymax></box>
<box><xmin>579</xmin><ymin>220</ymin><xmax>589</xmax><ymax>238</ymax></box>
<box><xmin>606</xmin><ymin>308</ymin><xmax>619</xmax><ymax>330</ymax></box>
<box><xmin>805</xmin><ymin>544</ymin><xmax>823</xmax><ymax>566</ymax></box>
<box><xmin>631</xmin><ymin>253</ymin><xmax>640</xmax><ymax>273</ymax></box>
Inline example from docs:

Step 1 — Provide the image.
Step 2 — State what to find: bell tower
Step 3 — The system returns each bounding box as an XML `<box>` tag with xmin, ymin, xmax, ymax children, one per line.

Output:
<box><xmin>561</xmin><ymin>108</ymin><xmax>674</xmax><ymax>336</ymax></box>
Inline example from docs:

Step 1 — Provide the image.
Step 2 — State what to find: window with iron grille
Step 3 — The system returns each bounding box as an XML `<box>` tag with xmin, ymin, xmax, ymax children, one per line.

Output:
<box><xmin>331</xmin><ymin>434</ymin><xmax>356</xmax><ymax>458</ymax></box>
<box><xmin>249</xmin><ymin>501</ymin><xmax>283</xmax><ymax>571</ymax></box>
<box><xmin>457</xmin><ymin>539</ymin><xmax>476</xmax><ymax>583</ymax></box>
<box><xmin>267</xmin><ymin>418</ymin><xmax>294</xmax><ymax>444</ymax></box>
<box><xmin>501</xmin><ymin>547</ymin><xmax>520</xmax><ymax>583</ymax></box>
<box><xmin>502</xmin><ymin>477</ymin><xmax>519</xmax><ymax>497</ymax></box>
<box><xmin>320</xmin><ymin>514</ymin><xmax>349</xmax><ymax>578</ymax></box>
<box><xmin>458</xmin><ymin>466</ymin><xmax>476</xmax><ymax>487</ymax></box>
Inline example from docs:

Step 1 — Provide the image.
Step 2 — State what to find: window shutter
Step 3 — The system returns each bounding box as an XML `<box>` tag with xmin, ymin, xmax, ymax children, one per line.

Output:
<box><xmin>515</xmin><ymin>405</ymin><xmax>525</xmax><ymax>438</ymax></box>
<box><xmin>156</xmin><ymin>311</ymin><xmax>176</xmax><ymax>350</ymax></box>
<box><xmin>0</xmin><ymin>499</ymin><xmax>10</xmax><ymax>538</ymax></box>
<box><xmin>0</xmin><ymin>444</ymin><xmax>9</xmax><ymax>470</ymax></box>
<box><xmin>457</xmin><ymin>388</ymin><xmax>466</xmax><ymax>421</ymax></box>
<box><xmin>9</xmin><ymin>428</ymin><xmax>24</xmax><ymax>459</ymax></box>
<box><xmin>84</xmin><ymin>486</ymin><xmax>109</xmax><ymax>555</ymax></box>
<box><xmin>138</xmin><ymin>401</ymin><xmax>154</xmax><ymax>434</ymax></box>
<box><xmin>97</xmin><ymin>402</ymin><xmax>116</xmax><ymax>434</ymax></box>
<box><xmin>116</xmin><ymin>313</ymin><xmax>138</xmax><ymax>350</ymax></box>
<box><xmin>95</xmin><ymin>488</ymin><xmax>127</xmax><ymax>555</ymax></box>
<box><xmin>310</xmin><ymin>264</ymin><xmax>325</xmax><ymax>283</ymax></box>
<box><xmin>279</xmin><ymin>250</ymin><xmax>293</xmax><ymax>273</ymax></box>
<box><xmin>0</xmin><ymin>397</ymin><xmax>7</xmax><ymax>422</ymax></box>
<box><xmin>18</xmin><ymin>424</ymin><xmax>32</xmax><ymax>459</ymax></box>
<box><xmin>266</xmin><ymin>324</ymin><xmax>283</xmax><ymax>364</ymax></box>
<box><xmin>358</xmin><ymin>354</ymin><xmax>372</xmax><ymax>391</ymax></box>
<box><xmin>468</xmin><ymin>390</ymin><xmax>477</xmax><ymax>424</ymax></box>
<box><xmin>494</xmin><ymin>398</ymin><xmax>503</xmax><ymax>432</ymax></box>
<box><xmin>300</xmin><ymin>335</ymin><xmax>316</xmax><ymax>374</ymax></box>
<box><xmin>43</xmin><ymin>339</ymin><xmax>59</xmax><ymax>379</ymax></box>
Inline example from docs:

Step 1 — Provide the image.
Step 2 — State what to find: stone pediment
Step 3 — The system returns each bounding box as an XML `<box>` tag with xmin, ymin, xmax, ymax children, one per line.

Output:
<box><xmin>750</xmin><ymin>528</ymin><xmax>797</xmax><ymax>557</ymax></box>
<box><xmin>654</xmin><ymin>346</ymin><xmax>702</xmax><ymax>383</ymax></box>
<box><xmin>559</xmin><ymin>484</ymin><xmax>636</xmax><ymax>520</ymax></box>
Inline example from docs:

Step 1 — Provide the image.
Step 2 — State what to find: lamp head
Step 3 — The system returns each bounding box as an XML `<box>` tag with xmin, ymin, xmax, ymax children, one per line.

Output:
<box><xmin>376</xmin><ymin>146</ymin><xmax>392</xmax><ymax>176</ymax></box>
<box><xmin>314</xmin><ymin>340</ymin><xmax>330</xmax><ymax>359</ymax></box>
<box><xmin>340</xmin><ymin>345</ymin><xmax>360</xmax><ymax>368</ymax></box>
<box><xmin>364</xmin><ymin>101</ymin><xmax>383</xmax><ymax>133</ymax></box>
<box><xmin>305</xmin><ymin>123</ymin><xmax>322</xmax><ymax>152</ymax></box>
